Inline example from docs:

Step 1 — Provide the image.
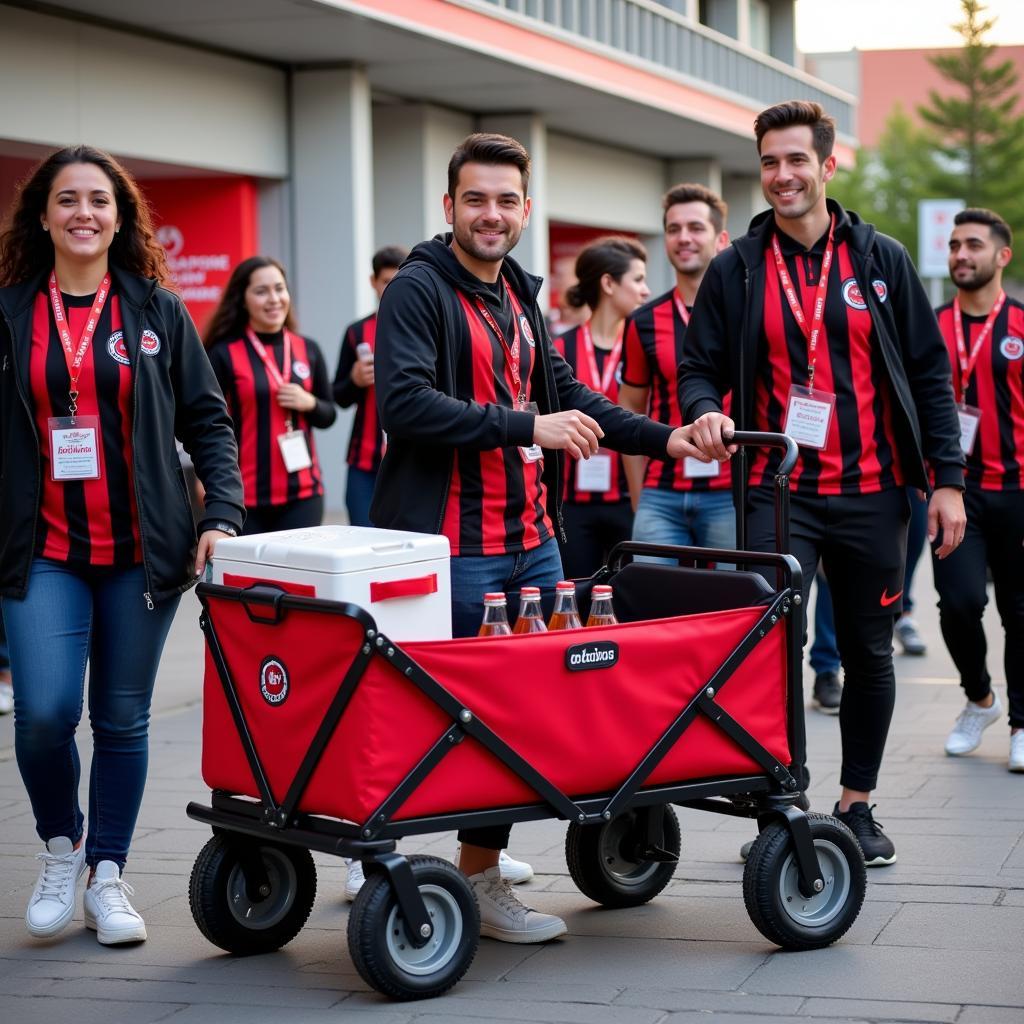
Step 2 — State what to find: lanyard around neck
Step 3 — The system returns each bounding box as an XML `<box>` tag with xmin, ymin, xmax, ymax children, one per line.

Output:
<box><xmin>953</xmin><ymin>291</ymin><xmax>1005</xmax><ymax>400</ymax></box>
<box><xmin>473</xmin><ymin>279</ymin><xmax>527</xmax><ymax>402</ymax></box>
<box><xmin>580</xmin><ymin>321</ymin><xmax>623</xmax><ymax>396</ymax></box>
<box><xmin>48</xmin><ymin>270</ymin><xmax>112</xmax><ymax>417</ymax></box>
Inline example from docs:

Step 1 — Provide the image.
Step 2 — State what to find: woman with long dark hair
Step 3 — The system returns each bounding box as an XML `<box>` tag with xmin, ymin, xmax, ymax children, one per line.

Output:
<box><xmin>554</xmin><ymin>237</ymin><xmax>650</xmax><ymax>577</ymax></box>
<box><xmin>0</xmin><ymin>145</ymin><xmax>243</xmax><ymax>944</ymax></box>
<box><xmin>205</xmin><ymin>257</ymin><xmax>335</xmax><ymax>534</ymax></box>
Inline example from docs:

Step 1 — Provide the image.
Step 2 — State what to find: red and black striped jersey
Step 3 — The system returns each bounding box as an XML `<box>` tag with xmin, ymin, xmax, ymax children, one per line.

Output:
<box><xmin>208</xmin><ymin>331</ymin><xmax>333</xmax><ymax>509</ymax></box>
<box><xmin>621</xmin><ymin>288</ymin><xmax>731</xmax><ymax>492</ymax></box>
<box><xmin>936</xmin><ymin>297</ymin><xmax>1024</xmax><ymax>490</ymax></box>
<box><xmin>333</xmin><ymin>312</ymin><xmax>384</xmax><ymax>472</ymax></box>
<box><xmin>30</xmin><ymin>289</ymin><xmax>142</xmax><ymax>567</ymax></box>
<box><xmin>440</xmin><ymin>279</ymin><xmax>554</xmax><ymax>556</ymax></box>
<box><xmin>553</xmin><ymin>323</ymin><xmax>629</xmax><ymax>505</ymax></box>
<box><xmin>752</xmin><ymin>230</ymin><xmax>905</xmax><ymax>495</ymax></box>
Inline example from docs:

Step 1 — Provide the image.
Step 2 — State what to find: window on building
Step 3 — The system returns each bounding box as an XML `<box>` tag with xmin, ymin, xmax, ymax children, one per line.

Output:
<box><xmin>748</xmin><ymin>0</ymin><xmax>770</xmax><ymax>53</ymax></box>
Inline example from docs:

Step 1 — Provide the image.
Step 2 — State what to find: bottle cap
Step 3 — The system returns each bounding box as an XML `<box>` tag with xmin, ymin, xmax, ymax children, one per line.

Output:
<box><xmin>483</xmin><ymin>592</ymin><xmax>506</xmax><ymax>603</ymax></box>
<box><xmin>520</xmin><ymin>586</ymin><xmax>541</xmax><ymax>597</ymax></box>
<box><xmin>555</xmin><ymin>580</ymin><xmax>576</xmax><ymax>591</ymax></box>
<box><xmin>592</xmin><ymin>585</ymin><xmax>613</xmax><ymax>597</ymax></box>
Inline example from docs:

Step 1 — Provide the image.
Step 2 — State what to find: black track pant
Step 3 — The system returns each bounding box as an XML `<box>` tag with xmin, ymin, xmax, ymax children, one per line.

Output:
<box><xmin>932</xmin><ymin>488</ymin><xmax>1024</xmax><ymax>729</ymax></box>
<box><xmin>747</xmin><ymin>486</ymin><xmax>910</xmax><ymax>792</ymax></box>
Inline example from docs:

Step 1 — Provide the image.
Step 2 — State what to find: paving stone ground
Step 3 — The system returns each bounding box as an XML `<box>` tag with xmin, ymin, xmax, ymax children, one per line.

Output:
<box><xmin>1</xmin><ymin>556</ymin><xmax>1022</xmax><ymax>1023</ymax></box>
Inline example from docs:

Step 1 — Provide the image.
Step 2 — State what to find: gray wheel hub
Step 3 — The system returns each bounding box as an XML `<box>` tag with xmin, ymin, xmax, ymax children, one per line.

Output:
<box><xmin>777</xmin><ymin>839</ymin><xmax>851</xmax><ymax>927</ymax></box>
<box><xmin>384</xmin><ymin>884</ymin><xmax>463</xmax><ymax>976</ymax></box>
<box><xmin>226</xmin><ymin>848</ymin><xmax>297</xmax><ymax>930</ymax></box>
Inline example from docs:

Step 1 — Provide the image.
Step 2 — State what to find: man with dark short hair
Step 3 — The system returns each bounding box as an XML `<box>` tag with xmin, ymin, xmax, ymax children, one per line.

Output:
<box><xmin>373</xmin><ymin>132</ymin><xmax>703</xmax><ymax>942</ymax></box>
<box><xmin>680</xmin><ymin>101</ymin><xmax>966</xmax><ymax>866</ymax></box>
<box><xmin>934</xmin><ymin>208</ymin><xmax>1024</xmax><ymax>772</ymax></box>
<box><xmin>619</xmin><ymin>183</ymin><xmax>735</xmax><ymax>552</ymax></box>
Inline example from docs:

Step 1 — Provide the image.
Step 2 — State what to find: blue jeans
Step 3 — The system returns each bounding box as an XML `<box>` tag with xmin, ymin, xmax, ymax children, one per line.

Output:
<box><xmin>449</xmin><ymin>537</ymin><xmax>564</xmax><ymax>638</ymax></box>
<box><xmin>1</xmin><ymin>560</ymin><xmax>179</xmax><ymax>868</ymax></box>
<box><xmin>346</xmin><ymin>466</ymin><xmax>378</xmax><ymax>528</ymax></box>
<box><xmin>632</xmin><ymin>488</ymin><xmax>736</xmax><ymax>561</ymax></box>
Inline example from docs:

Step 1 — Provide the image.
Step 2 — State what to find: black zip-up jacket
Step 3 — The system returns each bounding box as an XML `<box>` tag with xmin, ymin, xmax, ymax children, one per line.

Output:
<box><xmin>679</xmin><ymin>200</ymin><xmax>965</xmax><ymax>493</ymax></box>
<box><xmin>0</xmin><ymin>267</ymin><xmax>244</xmax><ymax>603</ymax></box>
<box><xmin>371</xmin><ymin>235</ymin><xmax>674</xmax><ymax>536</ymax></box>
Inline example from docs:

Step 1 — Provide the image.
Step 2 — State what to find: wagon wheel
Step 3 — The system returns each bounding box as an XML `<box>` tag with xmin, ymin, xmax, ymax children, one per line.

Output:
<box><xmin>189</xmin><ymin>834</ymin><xmax>317</xmax><ymax>955</ymax></box>
<box><xmin>347</xmin><ymin>855</ymin><xmax>479</xmax><ymax>1000</ymax></box>
<box><xmin>743</xmin><ymin>811</ymin><xmax>866</xmax><ymax>950</ymax></box>
<box><xmin>565</xmin><ymin>805</ymin><xmax>680</xmax><ymax>908</ymax></box>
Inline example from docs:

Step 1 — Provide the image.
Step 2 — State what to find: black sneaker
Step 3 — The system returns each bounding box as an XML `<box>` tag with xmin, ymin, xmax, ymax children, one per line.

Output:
<box><xmin>834</xmin><ymin>802</ymin><xmax>897</xmax><ymax>866</ymax></box>
<box><xmin>812</xmin><ymin>671</ymin><xmax>842</xmax><ymax>715</ymax></box>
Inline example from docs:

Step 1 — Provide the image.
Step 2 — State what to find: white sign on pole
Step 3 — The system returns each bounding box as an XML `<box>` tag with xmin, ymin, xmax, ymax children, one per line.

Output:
<box><xmin>918</xmin><ymin>199</ymin><xmax>965</xmax><ymax>278</ymax></box>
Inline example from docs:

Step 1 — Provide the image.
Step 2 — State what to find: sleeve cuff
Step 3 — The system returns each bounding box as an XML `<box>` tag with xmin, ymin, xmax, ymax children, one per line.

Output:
<box><xmin>506</xmin><ymin>409</ymin><xmax>536</xmax><ymax>447</ymax></box>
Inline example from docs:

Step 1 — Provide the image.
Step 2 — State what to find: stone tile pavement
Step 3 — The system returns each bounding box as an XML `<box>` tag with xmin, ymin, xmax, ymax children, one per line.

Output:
<box><xmin>1</xmin><ymin>558</ymin><xmax>1022</xmax><ymax>1023</ymax></box>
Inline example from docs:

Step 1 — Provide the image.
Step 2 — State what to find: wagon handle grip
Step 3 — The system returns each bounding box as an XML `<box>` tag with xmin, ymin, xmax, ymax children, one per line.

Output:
<box><xmin>723</xmin><ymin>430</ymin><xmax>798</xmax><ymax>477</ymax></box>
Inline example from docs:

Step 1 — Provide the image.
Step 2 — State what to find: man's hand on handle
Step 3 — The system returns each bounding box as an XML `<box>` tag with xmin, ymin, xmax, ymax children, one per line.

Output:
<box><xmin>684</xmin><ymin>411</ymin><xmax>740</xmax><ymax>463</ymax></box>
<box><xmin>533</xmin><ymin>411</ymin><xmax>604</xmax><ymax>461</ymax></box>
<box><xmin>928</xmin><ymin>487</ymin><xmax>967</xmax><ymax>560</ymax></box>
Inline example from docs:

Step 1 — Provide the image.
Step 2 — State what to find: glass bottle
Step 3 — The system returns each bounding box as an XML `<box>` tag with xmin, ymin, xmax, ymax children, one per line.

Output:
<box><xmin>547</xmin><ymin>580</ymin><xmax>583</xmax><ymax>631</ymax></box>
<box><xmin>478</xmin><ymin>592</ymin><xmax>512</xmax><ymax>636</ymax></box>
<box><xmin>586</xmin><ymin>584</ymin><xmax>618</xmax><ymax>627</ymax></box>
<box><xmin>513</xmin><ymin>586</ymin><xmax>548</xmax><ymax>634</ymax></box>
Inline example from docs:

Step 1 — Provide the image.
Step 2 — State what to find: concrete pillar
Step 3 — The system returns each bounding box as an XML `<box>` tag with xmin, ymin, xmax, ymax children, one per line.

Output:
<box><xmin>666</xmin><ymin>158</ymin><xmax>724</xmax><ymax>197</ymax></box>
<box><xmin>477</xmin><ymin>113</ymin><xmax>550</xmax><ymax>302</ymax></box>
<box><xmin>291</xmin><ymin>66</ymin><xmax>375</xmax><ymax>514</ymax></box>
<box><xmin>257</xmin><ymin>179</ymin><xmax>291</xmax><ymax>267</ymax></box>
<box><xmin>723</xmin><ymin>174</ymin><xmax>768</xmax><ymax>237</ymax></box>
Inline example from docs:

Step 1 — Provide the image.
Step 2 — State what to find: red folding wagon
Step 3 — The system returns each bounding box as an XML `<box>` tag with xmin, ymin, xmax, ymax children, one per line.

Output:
<box><xmin>186</xmin><ymin>432</ymin><xmax>866</xmax><ymax>1000</ymax></box>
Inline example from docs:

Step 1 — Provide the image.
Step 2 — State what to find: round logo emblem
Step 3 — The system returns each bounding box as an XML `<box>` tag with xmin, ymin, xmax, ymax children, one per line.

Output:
<box><xmin>519</xmin><ymin>314</ymin><xmax>536</xmax><ymax>348</ymax></box>
<box><xmin>292</xmin><ymin>360</ymin><xmax>310</xmax><ymax>381</ymax></box>
<box><xmin>156</xmin><ymin>224</ymin><xmax>184</xmax><ymax>257</ymax></box>
<box><xmin>106</xmin><ymin>331</ymin><xmax>130</xmax><ymax>365</ymax></box>
<box><xmin>140</xmin><ymin>330</ymin><xmax>161</xmax><ymax>356</ymax></box>
<box><xmin>841</xmin><ymin>278</ymin><xmax>867</xmax><ymax>310</ymax></box>
<box><xmin>872</xmin><ymin>279</ymin><xmax>888</xmax><ymax>304</ymax></box>
<box><xmin>259</xmin><ymin>656</ymin><xmax>289</xmax><ymax>706</ymax></box>
<box><xmin>1000</xmin><ymin>335</ymin><xmax>1024</xmax><ymax>361</ymax></box>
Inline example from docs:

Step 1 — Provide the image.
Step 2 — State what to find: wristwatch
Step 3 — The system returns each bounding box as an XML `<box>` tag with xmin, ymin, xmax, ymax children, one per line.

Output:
<box><xmin>212</xmin><ymin>522</ymin><xmax>238</xmax><ymax>537</ymax></box>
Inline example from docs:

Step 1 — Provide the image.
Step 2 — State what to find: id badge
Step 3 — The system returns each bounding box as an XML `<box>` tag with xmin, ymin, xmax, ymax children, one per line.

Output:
<box><xmin>49</xmin><ymin>416</ymin><xmax>101</xmax><ymax>481</ymax></box>
<box><xmin>958</xmin><ymin>404</ymin><xmax>981</xmax><ymax>455</ymax></box>
<box><xmin>784</xmin><ymin>385</ymin><xmax>836</xmax><ymax>450</ymax></box>
<box><xmin>278</xmin><ymin>430</ymin><xmax>313</xmax><ymax>472</ymax></box>
<box><xmin>576</xmin><ymin>451</ymin><xmax>612</xmax><ymax>491</ymax></box>
<box><xmin>515</xmin><ymin>399</ymin><xmax>543</xmax><ymax>463</ymax></box>
<box><xmin>684</xmin><ymin>456</ymin><xmax>721</xmax><ymax>479</ymax></box>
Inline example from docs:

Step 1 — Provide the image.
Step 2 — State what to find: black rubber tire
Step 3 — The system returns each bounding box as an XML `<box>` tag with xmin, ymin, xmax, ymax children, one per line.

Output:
<box><xmin>189</xmin><ymin>834</ymin><xmax>317</xmax><ymax>955</ymax></box>
<box><xmin>743</xmin><ymin>811</ymin><xmax>866</xmax><ymax>950</ymax></box>
<box><xmin>346</xmin><ymin>855</ymin><xmax>480</xmax><ymax>1001</ymax></box>
<box><xmin>565</xmin><ymin>805</ymin><xmax>681</xmax><ymax>908</ymax></box>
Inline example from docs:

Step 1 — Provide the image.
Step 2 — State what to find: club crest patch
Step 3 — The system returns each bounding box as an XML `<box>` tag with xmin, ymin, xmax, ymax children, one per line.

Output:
<box><xmin>259</xmin><ymin>656</ymin><xmax>289</xmax><ymax>706</ymax></box>
<box><xmin>872</xmin><ymin>279</ymin><xmax>888</xmax><ymax>303</ymax></box>
<box><xmin>1000</xmin><ymin>335</ymin><xmax>1024</xmax><ymax>361</ymax></box>
<box><xmin>519</xmin><ymin>314</ymin><xmax>536</xmax><ymax>347</ymax></box>
<box><xmin>107</xmin><ymin>331</ymin><xmax>130</xmax><ymax>365</ymax></box>
<box><xmin>841</xmin><ymin>278</ymin><xmax>868</xmax><ymax>310</ymax></box>
<box><xmin>140</xmin><ymin>329</ymin><xmax>161</xmax><ymax>356</ymax></box>
<box><xmin>292</xmin><ymin>360</ymin><xmax>311</xmax><ymax>381</ymax></box>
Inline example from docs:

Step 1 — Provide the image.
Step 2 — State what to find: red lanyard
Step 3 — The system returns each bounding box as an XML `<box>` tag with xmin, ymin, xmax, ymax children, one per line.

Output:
<box><xmin>473</xmin><ymin>280</ymin><xmax>527</xmax><ymax>402</ymax></box>
<box><xmin>672</xmin><ymin>288</ymin><xmax>691</xmax><ymax>327</ymax></box>
<box><xmin>953</xmin><ymin>290</ymin><xmax>1005</xmax><ymax>401</ymax></box>
<box><xmin>771</xmin><ymin>214</ymin><xmax>835</xmax><ymax>389</ymax></box>
<box><xmin>48</xmin><ymin>270</ymin><xmax>112</xmax><ymax>416</ymax></box>
<box><xmin>580</xmin><ymin>322</ymin><xmax>622</xmax><ymax>396</ymax></box>
<box><xmin>245</xmin><ymin>326</ymin><xmax>293</xmax><ymax>388</ymax></box>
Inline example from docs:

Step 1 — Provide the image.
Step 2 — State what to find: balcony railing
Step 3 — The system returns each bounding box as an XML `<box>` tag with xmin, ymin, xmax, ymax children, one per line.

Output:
<box><xmin>465</xmin><ymin>0</ymin><xmax>855</xmax><ymax>136</ymax></box>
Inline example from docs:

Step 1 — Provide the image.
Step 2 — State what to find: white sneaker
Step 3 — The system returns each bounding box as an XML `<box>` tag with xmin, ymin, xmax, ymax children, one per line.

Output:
<box><xmin>1010</xmin><ymin>732</ymin><xmax>1024</xmax><ymax>773</ymax></box>
<box><xmin>0</xmin><ymin>679</ymin><xmax>13</xmax><ymax>715</ymax></box>
<box><xmin>945</xmin><ymin>693</ymin><xmax>1003</xmax><ymax>755</ymax></box>
<box><xmin>344</xmin><ymin>859</ymin><xmax>365</xmax><ymax>901</ymax></box>
<box><xmin>498</xmin><ymin>850</ymin><xmax>534</xmax><ymax>885</ymax></box>
<box><xmin>470</xmin><ymin>866</ymin><xmax>566</xmax><ymax>944</ymax></box>
<box><xmin>26</xmin><ymin>836</ymin><xmax>86</xmax><ymax>937</ymax></box>
<box><xmin>83</xmin><ymin>861</ymin><xmax>147</xmax><ymax>944</ymax></box>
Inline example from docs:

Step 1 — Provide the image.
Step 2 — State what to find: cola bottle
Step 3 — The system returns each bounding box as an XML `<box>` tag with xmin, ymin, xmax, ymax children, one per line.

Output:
<box><xmin>478</xmin><ymin>592</ymin><xmax>512</xmax><ymax>636</ymax></box>
<box><xmin>586</xmin><ymin>584</ymin><xmax>618</xmax><ymax>627</ymax></box>
<box><xmin>547</xmin><ymin>580</ymin><xmax>583</xmax><ymax>631</ymax></box>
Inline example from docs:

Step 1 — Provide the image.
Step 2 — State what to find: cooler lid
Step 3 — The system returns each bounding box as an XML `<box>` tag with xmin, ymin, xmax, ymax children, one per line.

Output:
<box><xmin>212</xmin><ymin>525</ymin><xmax>450</xmax><ymax>574</ymax></box>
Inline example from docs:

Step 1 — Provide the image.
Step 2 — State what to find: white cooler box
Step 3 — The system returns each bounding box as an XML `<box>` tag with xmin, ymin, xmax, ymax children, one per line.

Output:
<box><xmin>210</xmin><ymin>525</ymin><xmax>452</xmax><ymax>641</ymax></box>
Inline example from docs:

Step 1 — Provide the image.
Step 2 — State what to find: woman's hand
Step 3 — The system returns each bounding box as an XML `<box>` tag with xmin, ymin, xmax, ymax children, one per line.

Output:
<box><xmin>277</xmin><ymin>383</ymin><xmax>317</xmax><ymax>413</ymax></box>
<box><xmin>195</xmin><ymin>530</ymin><xmax>232</xmax><ymax>577</ymax></box>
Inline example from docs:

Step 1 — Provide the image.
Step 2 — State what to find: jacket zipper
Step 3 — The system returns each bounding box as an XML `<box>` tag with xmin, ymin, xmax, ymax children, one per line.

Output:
<box><xmin>128</xmin><ymin>301</ymin><xmax>158</xmax><ymax>609</ymax></box>
<box><xmin>4</xmin><ymin>312</ymin><xmax>43</xmax><ymax>586</ymax></box>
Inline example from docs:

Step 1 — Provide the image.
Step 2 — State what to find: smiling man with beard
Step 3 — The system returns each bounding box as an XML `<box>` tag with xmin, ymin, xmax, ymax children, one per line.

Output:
<box><xmin>372</xmin><ymin>132</ymin><xmax>704</xmax><ymax>945</ymax></box>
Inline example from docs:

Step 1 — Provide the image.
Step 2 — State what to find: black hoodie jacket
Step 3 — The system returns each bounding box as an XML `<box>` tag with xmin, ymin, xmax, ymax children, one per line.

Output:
<box><xmin>679</xmin><ymin>200</ymin><xmax>965</xmax><ymax>493</ymax></box>
<box><xmin>0</xmin><ymin>268</ymin><xmax>244</xmax><ymax>604</ymax></box>
<box><xmin>370</xmin><ymin>235</ymin><xmax>674</xmax><ymax>537</ymax></box>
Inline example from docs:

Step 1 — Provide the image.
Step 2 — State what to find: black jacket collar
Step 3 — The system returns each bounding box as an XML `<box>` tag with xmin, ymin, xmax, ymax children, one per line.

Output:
<box><xmin>0</xmin><ymin>265</ymin><xmax>159</xmax><ymax>319</ymax></box>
